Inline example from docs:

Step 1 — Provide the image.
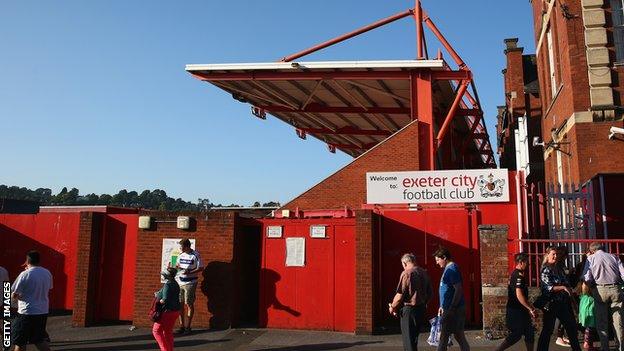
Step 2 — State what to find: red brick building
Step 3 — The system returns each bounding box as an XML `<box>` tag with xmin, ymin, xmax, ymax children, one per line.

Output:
<box><xmin>530</xmin><ymin>0</ymin><xmax>624</xmax><ymax>186</ymax></box>
<box><xmin>497</xmin><ymin>38</ymin><xmax>545</xmax><ymax>187</ymax></box>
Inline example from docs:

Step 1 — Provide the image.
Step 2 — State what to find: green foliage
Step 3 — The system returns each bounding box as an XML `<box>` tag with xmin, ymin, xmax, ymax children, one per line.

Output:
<box><xmin>0</xmin><ymin>184</ymin><xmax>282</xmax><ymax>211</ymax></box>
<box><xmin>0</xmin><ymin>185</ymin><xmax>210</xmax><ymax>211</ymax></box>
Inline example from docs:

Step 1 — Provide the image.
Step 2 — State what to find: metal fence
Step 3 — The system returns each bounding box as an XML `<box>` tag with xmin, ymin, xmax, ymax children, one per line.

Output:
<box><xmin>510</xmin><ymin>239</ymin><xmax>624</xmax><ymax>287</ymax></box>
<box><xmin>546</xmin><ymin>182</ymin><xmax>596</xmax><ymax>239</ymax></box>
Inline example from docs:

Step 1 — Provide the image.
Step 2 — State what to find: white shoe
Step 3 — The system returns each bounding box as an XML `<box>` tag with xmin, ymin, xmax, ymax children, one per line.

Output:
<box><xmin>556</xmin><ymin>337</ymin><xmax>571</xmax><ymax>347</ymax></box>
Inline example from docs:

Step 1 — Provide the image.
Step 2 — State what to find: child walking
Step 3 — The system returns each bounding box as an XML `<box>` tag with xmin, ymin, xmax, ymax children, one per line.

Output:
<box><xmin>579</xmin><ymin>281</ymin><xmax>597</xmax><ymax>351</ymax></box>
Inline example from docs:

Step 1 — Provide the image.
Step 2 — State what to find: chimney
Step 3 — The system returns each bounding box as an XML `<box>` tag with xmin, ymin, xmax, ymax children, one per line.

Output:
<box><xmin>504</xmin><ymin>38</ymin><xmax>524</xmax><ymax>54</ymax></box>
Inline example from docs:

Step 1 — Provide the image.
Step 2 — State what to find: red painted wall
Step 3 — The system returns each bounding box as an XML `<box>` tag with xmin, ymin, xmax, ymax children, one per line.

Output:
<box><xmin>0</xmin><ymin>211</ymin><xmax>139</xmax><ymax>320</ymax></box>
<box><xmin>0</xmin><ymin>213</ymin><xmax>80</xmax><ymax>310</ymax></box>
<box><xmin>259</xmin><ymin>218</ymin><xmax>356</xmax><ymax>332</ymax></box>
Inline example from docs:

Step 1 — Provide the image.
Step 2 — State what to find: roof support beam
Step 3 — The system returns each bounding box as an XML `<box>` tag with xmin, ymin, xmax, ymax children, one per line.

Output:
<box><xmin>436</xmin><ymin>80</ymin><xmax>470</xmax><ymax>145</ymax></box>
<box><xmin>299</xmin><ymin>126</ymin><xmax>391</xmax><ymax>136</ymax></box>
<box><xmin>455</xmin><ymin>108</ymin><xmax>483</xmax><ymax>117</ymax></box>
<box><xmin>191</xmin><ymin>71</ymin><xmax>413</xmax><ymax>81</ymax></box>
<box><xmin>255</xmin><ymin>104</ymin><xmax>410</xmax><ymax>115</ymax></box>
<box><xmin>280</xmin><ymin>9</ymin><xmax>413</xmax><ymax>62</ymax></box>
<box><xmin>344</xmin><ymin>80</ymin><xmax>410</xmax><ymax>104</ymax></box>
<box><xmin>327</xmin><ymin>142</ymin><xmax>377</xmax><ymax>150</ymax></box>
<box><xmin>301</xmin><ymin>80</ymin><xmax>323</xmax><ymax>109</ymax></box>
<box><xmin>430</xmin><ymin>70</ymin><xmax>472</xmax><ymax>81</ymax></box>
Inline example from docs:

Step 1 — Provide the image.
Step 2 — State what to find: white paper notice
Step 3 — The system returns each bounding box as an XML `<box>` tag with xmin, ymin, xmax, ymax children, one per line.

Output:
<box><xmin>285</xmin><ymin>237</ymin><xmax>305</xmax><ymax>267</ymax></box>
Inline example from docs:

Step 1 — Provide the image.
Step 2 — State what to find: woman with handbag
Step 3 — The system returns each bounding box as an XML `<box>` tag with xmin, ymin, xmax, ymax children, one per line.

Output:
<box><xmin>152</xmin><ymin>267</ymin><xmax>181</xmax><ymax>351</ymax></box>
<box><xmin>536</xmin><ymin>246</ymin><xmax>581</xmax><ymax>351</ymax></box>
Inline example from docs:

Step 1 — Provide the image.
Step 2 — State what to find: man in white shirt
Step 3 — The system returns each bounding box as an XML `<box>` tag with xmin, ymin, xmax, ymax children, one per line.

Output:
<box><xmin>175</xmin><ymin>238</ymin><xmax>203</xmax><ymax>335</ymax></box>
<box><xmin>11</xmin><ymin>251</ymin><xmax>53</xmax><ymax>351</ymax></box>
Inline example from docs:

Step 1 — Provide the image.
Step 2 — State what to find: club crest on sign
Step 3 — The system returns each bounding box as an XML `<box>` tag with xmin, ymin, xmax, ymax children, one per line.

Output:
<box><xmin>477</xmin><ymin>173</ymin><xmax>505</xmax><ymax>198</ymax></box>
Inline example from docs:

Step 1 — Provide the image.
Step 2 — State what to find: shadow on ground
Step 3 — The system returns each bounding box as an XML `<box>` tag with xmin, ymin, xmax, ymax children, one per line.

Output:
<box><xmin>250</xmin><ymin>341</ymin><xmax>384</xmax><ymax>351</ymax></box>
<box><xmin>53</xmin><ymin>339</ymin><xmax>229</xmax><ymax>351</ymax></box>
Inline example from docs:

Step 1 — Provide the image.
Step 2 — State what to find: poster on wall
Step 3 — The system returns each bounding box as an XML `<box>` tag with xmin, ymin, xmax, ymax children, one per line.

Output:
<box><xmin>266</xmin><ymin>226</ymin><xmax>283</xmax><ymax>238</ymax></box>
<box><xmin>310</xmin><ymin>225</ymin><xmax>326</xmax><ymax>238</ymax></box>
<box><xmin>366</xmin><ymin>169</ymin><xmax>509</xmax><ymax>204</ymax></box>
<box><xmin>285</xmin><ymin>237</ymin><xmax>305</xmax><ymax>267</ymax></box>
<box><xmin>161</xmin><ymin>238</ymin><xmax>196</xmax><ymax>283</ymax></box>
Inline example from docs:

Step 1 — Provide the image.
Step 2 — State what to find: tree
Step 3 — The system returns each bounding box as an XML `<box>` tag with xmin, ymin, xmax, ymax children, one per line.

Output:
<box><xmin>197</xmin><ymin>198</ymin><xmax>212</xmax><ymax>211</ymax></box>
<box><xmin>262</xmin><ymin>201</ymin><xmax>280</xmax><ymax>207</ymax></box>
<box><xmin>98</xmin><ymin>194</ymin><xmax>113</xmax><ymax>205</ymax></box>
<box><xmin>84</xmin><ymin>193</ymin><xmax>99</xmax><ymax>204</ymax></box>
<box><xmin>0</xmin><ymin>184</ymin><xmax>237</xmax><ymax>211</ymax></box>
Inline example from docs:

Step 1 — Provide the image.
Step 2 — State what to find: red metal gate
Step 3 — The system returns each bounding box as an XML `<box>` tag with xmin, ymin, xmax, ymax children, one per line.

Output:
<box><xmin>94</xmin><ymin>214</ymin><xmax>138</xmax><ymax>322</ymax></box>
<box><xmin>258</xmin><ymin>218</ymin><xmax>356</xmax><ymax>332</ymax></box>
<box><xmin>377</xmin><ymin>207</ymin><xmax>481</xmax><ymax>327</ymax></box>
<box><xmin>0</xmin><ymin>213</ymin><xmax>80</xmax><ymax>310</ymax></box>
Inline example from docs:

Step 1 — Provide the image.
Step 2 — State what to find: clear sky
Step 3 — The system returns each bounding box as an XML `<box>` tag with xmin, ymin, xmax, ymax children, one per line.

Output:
<box><xmin>0</xmin><ymin>1</ymin><xmax>536</xmax><ymax>206</ymax></box>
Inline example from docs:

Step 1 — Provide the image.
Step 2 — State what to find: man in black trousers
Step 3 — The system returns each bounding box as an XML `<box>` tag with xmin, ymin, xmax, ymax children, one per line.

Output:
<box><xmin>496</xmin><ymin>253</ymin><xmax>537</xmax><ymax>351</ymax></box>
<box><xmin>389</xmin><ymin>253</ymin><xmax>433</xmax><ymax>351</ymax></box>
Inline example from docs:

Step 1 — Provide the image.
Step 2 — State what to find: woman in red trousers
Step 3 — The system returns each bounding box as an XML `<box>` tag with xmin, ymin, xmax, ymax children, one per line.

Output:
<box><xmin>153</xmin><ymin>267</ymin><xmax>181</xmax><ymax>351</ymax></box>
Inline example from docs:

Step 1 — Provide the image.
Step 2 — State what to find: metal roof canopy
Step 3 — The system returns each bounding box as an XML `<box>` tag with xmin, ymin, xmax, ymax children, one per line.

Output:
<box><xmin>187</xmin><ymin>1</ymin><xmax>496</xmax><ymax>169</ymax></box>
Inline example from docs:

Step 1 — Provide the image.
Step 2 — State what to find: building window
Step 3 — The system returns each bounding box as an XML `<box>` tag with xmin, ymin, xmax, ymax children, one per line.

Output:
<box><xmin>612</xmin><ymin>0</ymin><xmax>624</xmax><ymax>62</ymax></box>
<box><xmin>546</xmin><ymin>28</ymin><xmax>557</xmax><ymax>98</ymax></box>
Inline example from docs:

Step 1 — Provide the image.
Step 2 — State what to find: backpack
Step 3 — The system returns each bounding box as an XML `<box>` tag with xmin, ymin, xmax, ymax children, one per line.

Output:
<box><xmin>148</xmin><ymin>296</ymin><xmax>164</xmax><ymax>322</ymax></box>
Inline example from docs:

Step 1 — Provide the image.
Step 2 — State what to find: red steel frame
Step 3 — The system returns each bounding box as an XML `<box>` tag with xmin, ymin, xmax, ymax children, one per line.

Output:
<box><xmin>282</xmin><ymin>0</ymin><xmax>495</xmax><ymax>169</ymax></box>
<box><xmin>191</xmin><ymin>1</ymin><xmax>496</xmax><ymax>169</ymax></box>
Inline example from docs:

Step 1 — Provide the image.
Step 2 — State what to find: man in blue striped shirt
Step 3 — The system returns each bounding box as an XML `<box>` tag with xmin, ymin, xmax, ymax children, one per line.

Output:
<box><xmin>583</xmin><ymin>242</ymin><xmax>624</xmax><ymax>351</ymax></box>
<box><xmin>175</xmin><ymin>238</ymin><xmax>203</xmax><ymax>335</ymax></box>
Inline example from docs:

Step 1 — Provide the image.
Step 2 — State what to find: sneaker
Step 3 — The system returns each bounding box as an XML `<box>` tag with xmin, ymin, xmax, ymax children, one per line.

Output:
<box><xmin>556</xmin><ymin>337</ymin><xmax>571</xmax><ymax>347</ymax></box>
<box><xmin>175</xmin><ymin>327</ymin><xmax>186</xmax><ymax>335</ymax></box>
<box><xmin>183</xmin><ymin>327</ymin><xmax>192</xmax><ymax>335</ymax></box>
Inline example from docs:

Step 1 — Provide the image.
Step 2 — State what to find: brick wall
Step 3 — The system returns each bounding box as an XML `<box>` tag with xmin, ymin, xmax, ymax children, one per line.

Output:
<box><xmin>72</xmin><ymin>212</ymin><xmax>102</xmax><ymax>327</ymax></box>
<box><xmin>544</xmin><ymin>120</ymin><xmax>624</xmax><ymax>185</ymax></box>
<box><xmin>532</xmin><ymin>0</ymin><xmax>590</xmax><ymax>131</ymax></box>
<box><xmin>480</xmin><ymin>224</ymin><xmax>545</xmax><ymax>336</ymax></box>
<box><xmin>283</xmin><ymin>121</ymin><xmax>419</xmax><ymax>210</ymax></box>
<box><xmin>479</xmin><ymin>224</ymin><xmax>511</xmax><ymax>335</ymax></box>
<box><xmin>498</xmin><ymin>38</ymin><xmax>544</xmax><ymax>183</ymax></box>
<box><xmin>354</xmin><ymin>210</ymin><xmax>376</xmax><ymax>334</ymax></box>
<box><xmin>132</xmin><ymin>211</ymin><xmax>238</xmax><ymax>329</ymax></box>
<box><xmin>573</xmin><ymin>121</ymin><xmax>624</xmax><ymax>182</ymax></box>
<box><xmin>530</xmin><ymin>0</ymin><xmax>624</xmax><ymax>187</ymax></box>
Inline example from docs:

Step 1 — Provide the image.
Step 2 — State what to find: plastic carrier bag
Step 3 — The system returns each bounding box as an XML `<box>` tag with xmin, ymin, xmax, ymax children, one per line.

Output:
<box><xmin>427</xmin><ymin>316</ymin><xmax>453</xmax><ymax>347</ymax></box>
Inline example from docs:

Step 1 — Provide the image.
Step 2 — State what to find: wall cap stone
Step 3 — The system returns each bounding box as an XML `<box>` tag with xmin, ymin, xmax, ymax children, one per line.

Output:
<box><xmin>582</xmin><ymin>0</ymin><xmax>604</xmax><ymax>8</ymax></box>
<box><xmin>482</xmin><ymin>286</ymin><xmax>507</xmax><ymax>296</ymax></box>
<box><xmin>478</xmin><ymin>224</ymin><xmax>509</xmax><ymax>231</ymax></box>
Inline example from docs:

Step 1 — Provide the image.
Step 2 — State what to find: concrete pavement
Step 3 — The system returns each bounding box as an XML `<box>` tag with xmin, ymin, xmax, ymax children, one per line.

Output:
<box><xmin>42</xmin><ymin>315</ymin><xmax>576</xmax><ymax>351</ymax></box>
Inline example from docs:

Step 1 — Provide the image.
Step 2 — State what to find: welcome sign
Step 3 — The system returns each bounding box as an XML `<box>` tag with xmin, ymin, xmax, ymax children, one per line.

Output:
<box><xmin>366</xmin><ymin>169</ymin><xmax>509</xmax><ymax>204</ymax></box>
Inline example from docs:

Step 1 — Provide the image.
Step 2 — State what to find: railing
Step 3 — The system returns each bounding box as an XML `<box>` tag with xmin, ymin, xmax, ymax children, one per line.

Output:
<box><xmin>510</xmin><ymin>239</ymin><xmax>624</xmax><ymax>287</ymax></box>
<box><xmin>546</xmin><ymin>182</ymin><xmax>596</xmax><ymax>239</ymax></box>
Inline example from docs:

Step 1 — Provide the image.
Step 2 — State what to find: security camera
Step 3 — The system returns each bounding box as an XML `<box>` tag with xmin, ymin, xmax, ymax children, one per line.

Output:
<box><xmin>532</xmin><ymin>136</ymin><xmax>545</xmax><ymax>147</ymax></box>
<box><xmin>609</xmin><ymin>126</ymin><xmax>624</xmax><ymax>140</ymax></box>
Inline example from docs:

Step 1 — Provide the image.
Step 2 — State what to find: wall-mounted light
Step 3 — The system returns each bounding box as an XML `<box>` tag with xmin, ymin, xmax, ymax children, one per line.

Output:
<box><xmin>609</xmin><ymin>126</ymin><xmax>624</xmax><ymax>140</ymax></box>
<box><xmin>138</xmin><ymin>216</ymin><xmax>152</xmax><ymax>229</ymax></box>
<box><xmin>177</xmin><ymin>216</ymin><xmax>190</xmax><ymax>230</ymax></box>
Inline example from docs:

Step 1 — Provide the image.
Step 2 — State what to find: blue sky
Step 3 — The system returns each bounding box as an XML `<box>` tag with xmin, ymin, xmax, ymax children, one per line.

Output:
<box><xmin>0</xmin><ymin>1</ymin><xmax>536</xmax><ymax>206</ymax></box>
